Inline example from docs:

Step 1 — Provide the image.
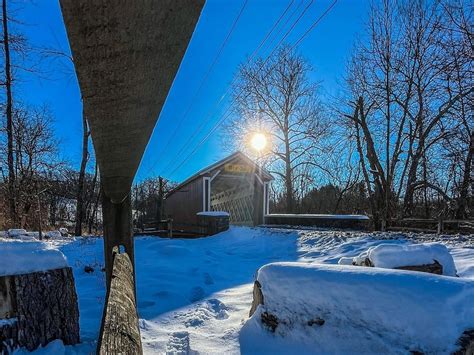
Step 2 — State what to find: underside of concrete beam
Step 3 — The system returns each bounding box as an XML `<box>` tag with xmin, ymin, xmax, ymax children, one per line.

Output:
<box><xmin>60</xmin><ymin>0</ymin><xmax>204</xmax><ymax>203</ymax></box>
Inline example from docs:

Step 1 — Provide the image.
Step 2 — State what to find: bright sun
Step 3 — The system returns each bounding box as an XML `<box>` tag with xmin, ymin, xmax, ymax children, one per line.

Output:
<box><xmin>250</xmin><ymin>132</ymin><xmax>268</xmax><ymax>152</ymax></box>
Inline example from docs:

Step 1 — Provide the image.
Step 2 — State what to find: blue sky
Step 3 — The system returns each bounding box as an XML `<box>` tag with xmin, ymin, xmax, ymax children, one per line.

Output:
<box><xmin>15</xmin><ymin>0</ymin><xmax>368</xmax><ymax>183</ymax></box>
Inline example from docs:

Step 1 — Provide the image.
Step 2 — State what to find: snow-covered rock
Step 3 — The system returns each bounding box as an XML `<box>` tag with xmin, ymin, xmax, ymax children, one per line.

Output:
<box><xmin>337</xmin><ymin>256</ymin><xmax>353</xmax><ymax>265</ymax></box>
<box><xmin>6</xmin><ymin>229</ymin><xmax>28</xmax><ymax>238</ymax></box>
<box><xmin>241</xmin><ymin>262</ymin><xmax>474</xmax><ymax>354</ymax></box>
<box><xmin>45</xmin><ymin>230</ymin><xmax>63</xmax><ymax>239</ymax></box>
<box><xmin>0</xmin><ymin>241</ymin><xmax>68</xmax><ymax>276</ymax></box>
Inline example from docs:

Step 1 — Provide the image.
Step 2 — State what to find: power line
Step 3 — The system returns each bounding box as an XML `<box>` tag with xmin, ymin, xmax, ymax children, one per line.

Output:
<box><xmin>158</xmin><ymin>0</ymin><xmax>297</xmax><ymax>176</ymax></box>
<box><xmin>249</xmin><ymin>0</ymin><xmax>301</xmax><ymax>59</ymax></box>
<box><xmin>166</xmin><ymin>0</ymin><xmax>339</xmax><ymax>179</ymax></box>
<box><xmin>166</xmin><ymin>0</ymin><xmax>318</xmax><ymax>178</ymax></box>
<box><xmin>145</xmin><ymin>0</ymin><xmax>249</xmax><ymax>178</ymax></box>
<box><xmin>290</xmin><ymin>0</ymin><xmax>337</xmax><ymax>49</ymax></box>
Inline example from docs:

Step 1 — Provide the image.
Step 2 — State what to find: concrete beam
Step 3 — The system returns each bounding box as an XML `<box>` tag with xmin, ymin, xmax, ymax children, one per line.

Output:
<box><xmin>59</xmin><ymin>0</ymin><xmax>204</xmax><ymax>203</ymax></box>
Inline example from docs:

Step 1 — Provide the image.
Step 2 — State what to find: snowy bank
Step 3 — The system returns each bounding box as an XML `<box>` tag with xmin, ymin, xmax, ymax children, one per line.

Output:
<box><xmin>241</xmin><ymin>262</ymin><xmax>474</xmax><ymax>354</ymax></box>
<box><xmin>0</xmin><ymin>240</ymin><xmax>68</xmax><ymax>276</ymax></box>
<box><xmin>341</xmin><ymin>242</ymin><xmax>457</xmax><ymax>276</ymax></box>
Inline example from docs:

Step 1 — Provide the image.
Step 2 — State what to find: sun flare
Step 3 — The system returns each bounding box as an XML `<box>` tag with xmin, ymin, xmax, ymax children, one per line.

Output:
<box><xmin>250</xmin><ymin>132</ymin><xmax>268</xmax><ymax>152</ymax></box>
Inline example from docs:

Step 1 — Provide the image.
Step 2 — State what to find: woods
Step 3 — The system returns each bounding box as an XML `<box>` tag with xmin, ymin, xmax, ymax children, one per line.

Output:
<box><xmin>0</xmin><ymin>1</ymin><xmax>99</xmax><ymax>233</ymax></box>
<box><xmin>228</xmin><ymin>0</ymin><xmax>473</xmax><ymax>227</ymax></box>
<box><xmin>1</xmin><ymin>0</ymin><xmax>472</xmax><ymax>232</ymax></box>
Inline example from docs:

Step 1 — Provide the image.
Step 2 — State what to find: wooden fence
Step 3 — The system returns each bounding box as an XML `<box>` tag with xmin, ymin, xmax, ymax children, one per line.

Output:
<box><xmin>387</xmin><ymin>219</ymin><xmax>474</xmax><ymax>234</ymax></box>
<box><xmin>98</xmin><ymin>246</ymin><xmax>142</xmax><ymax>354</ymax></box>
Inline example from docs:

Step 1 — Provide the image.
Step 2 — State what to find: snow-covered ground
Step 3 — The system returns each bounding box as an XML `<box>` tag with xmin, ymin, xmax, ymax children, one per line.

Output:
<box><xmin>2</xmin><ymin>227</ymin><xmax>474</xmax><ymax>354</ymax></box>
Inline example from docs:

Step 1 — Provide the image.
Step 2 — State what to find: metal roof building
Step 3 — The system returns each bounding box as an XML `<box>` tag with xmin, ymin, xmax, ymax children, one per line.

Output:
<box><xmin>165</xmin><ymin>152</ymin><xmax>273</xmax><ymax>232</ymax></box>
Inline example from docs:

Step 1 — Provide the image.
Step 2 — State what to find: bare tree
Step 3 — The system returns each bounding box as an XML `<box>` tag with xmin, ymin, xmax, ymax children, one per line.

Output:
<box><xmin>344</xmin><ymin>0</ymin><xmax>473</xmax><ymax>227</ymax></box>
<box><xmin>229</xmin><ymin>46</ymin><xmax>327</xmax><ymax>212</ymax></box>
<box><xmin>0</xmin><ymin>104</ymin><xmax>62</xmax><ymax>228</ymax></box>
<box><xmin>1</xmin><ymin>0</ymin><xmax>15</xmax><ymax>225</ymax></box>
<box><xmin>1</xmin><ymin>0</ymin><xmax>48</xmax><ymax>227</ymax></box>
<box><xmin>440</xmin><ymin>0</ymin><xmax>473</xmax><ymax>219</ymax></box>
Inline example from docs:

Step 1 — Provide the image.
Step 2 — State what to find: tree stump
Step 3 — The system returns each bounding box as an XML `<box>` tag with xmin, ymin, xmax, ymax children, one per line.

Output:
<box><xmin>249</xmin><ymin>280</ymin><xmax>264</xmax><ymax>317</ymax></box>
<box><xmin>0</xmin><ymin>267</ymin><xmax>80</xmax><ymax>353</ymax></box>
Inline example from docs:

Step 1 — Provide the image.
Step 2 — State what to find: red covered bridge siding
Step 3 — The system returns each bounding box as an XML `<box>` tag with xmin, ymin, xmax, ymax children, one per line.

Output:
<box><xmin>165</xmin><ymin>152</ymin><xmax>273</xmax><ymax>231</ymax></box>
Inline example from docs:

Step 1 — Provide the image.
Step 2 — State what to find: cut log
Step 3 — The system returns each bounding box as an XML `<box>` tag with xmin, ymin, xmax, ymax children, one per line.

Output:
<box><xmin>395</xmin><ymin>260</ymin><xmax>443</xmax><ymax>275</ymax></box>
<box><xmin>0</xmin><ymin>267</ymin><xmax>80</xmax><ymax>353</ymax></box>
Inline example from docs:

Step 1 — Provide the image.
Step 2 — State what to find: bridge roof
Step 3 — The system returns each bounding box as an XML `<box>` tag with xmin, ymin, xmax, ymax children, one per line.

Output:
<box><xmin>60</xmin><ymin>1</ymin><xmax>204</xmax><ymax>203</ymax></box>
<box><xmin>167</xmin><ymin>151</ymin><xmax>273</xmax><ymax>198</ymax></box>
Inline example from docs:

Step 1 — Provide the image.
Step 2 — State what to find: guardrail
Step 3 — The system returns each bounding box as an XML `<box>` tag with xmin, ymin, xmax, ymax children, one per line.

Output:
<box><xmin>98</xmin><ymin>246</ymin><xmax>142</xmax><ymax>354</ymax></box>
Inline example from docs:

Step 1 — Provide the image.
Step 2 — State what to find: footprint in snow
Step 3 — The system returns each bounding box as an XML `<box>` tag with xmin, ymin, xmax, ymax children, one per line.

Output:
<box><xmin>139</xmin><ymin>319</ymin><xmax>150</xmax><ymax>331</ymax></box>
<box><xmin>180</xmin><ymin>298</ymin><xmax>229</xmax><ymax>328</ymax></box>
<box><xmin>138</xmin><ymin>300</ymin><xmax>155</xmax><ymax>309</ymax></box>
<box><xmin>165</xmin><ymin>331</ymin><xmax>198</xmax><ymax>355</ymax></box>
<box><xmin>203</xmin><ymin>272</ymin><xmax>214</xmax><ymax>285</ymax></box>
<box><xmin>189</xmin><ymin>286</ymin><xmax>205</xmax><ymax>302</ymax></box>
<box><xmin>154</xmin><ymin>290</ymin><xmax>169</xmax><ymax>298</ymax></box>
<box><xmin>206</xmin><ymin>298</ymin><xmax>228</xmax><ymax>319</ymax></box>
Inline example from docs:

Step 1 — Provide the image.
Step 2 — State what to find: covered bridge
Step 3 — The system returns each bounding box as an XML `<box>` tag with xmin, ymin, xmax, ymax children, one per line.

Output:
<box><xmin>165</xmin><ymin>152</ymin><xmax>273</xmax><ymax>231</ymax></box>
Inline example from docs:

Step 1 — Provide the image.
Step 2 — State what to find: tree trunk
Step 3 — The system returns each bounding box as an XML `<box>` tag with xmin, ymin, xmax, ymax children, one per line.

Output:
<box><xmin>157</xmin><ymin>176</ymin><xmax>164</xmax><ymax>222</ymax></box>
<box><xmin>403</xmin><ymin>146</ymin><xmax>423</xmax><ymax>217</ymax></box>
<box><xmin>456</xmin><ymin>132</ymin><xmax>474</xmax><ymax>219</ymax></box>
<box><xmin>284</xmin><ymin>131</ymin><xmax>294</xmax><ymax>213</ymax></box>
<box><xmin>0</xmin><ymin>268</ymin><xmax>80</xmax><ymax>352</ymax></box>
<box><xmin>74</xmin><ymin>114</ymin><xmax>89</xmax><ymax>236</ymax></box>
<box><xmin>2</xmin><ymin>0</ymin><xmax>16</xmax><ymax>227</ymax></box>
<box><xmin>91</xmin><ymin>185</ymin><xmax>101</xmax><ymax>234</ymax></box>
<box><xmin>87</xmin><ymin>162</ymin><xmax>98</xmax><ymax>234</ymax></box>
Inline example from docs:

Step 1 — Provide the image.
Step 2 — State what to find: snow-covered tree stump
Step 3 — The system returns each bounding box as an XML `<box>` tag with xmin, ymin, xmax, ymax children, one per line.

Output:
<box><xmin>245</xmin><ymin>263</ymin><xmax>474</xmax><ymax>354</ymax></box>
<box><xmin>340</xmin><ymin>243</ymin><xmax>457</xmax><ymax>276</ymax></box>
<box><xmin>0</xmin><ymin>267</ymin><xmax>80</xmax><ymax>353</ymax></box>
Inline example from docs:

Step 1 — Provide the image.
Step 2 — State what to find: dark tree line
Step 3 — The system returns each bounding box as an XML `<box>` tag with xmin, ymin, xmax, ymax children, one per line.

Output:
<box><xmin>132</xmin><ymin>177</ymin><xmax>176</xmax><ymax>230</ymax></box>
